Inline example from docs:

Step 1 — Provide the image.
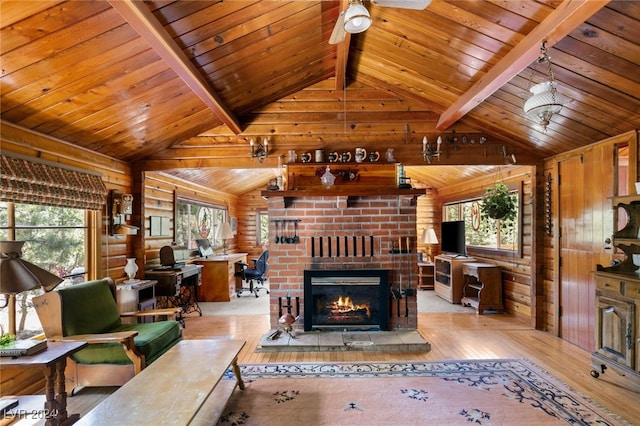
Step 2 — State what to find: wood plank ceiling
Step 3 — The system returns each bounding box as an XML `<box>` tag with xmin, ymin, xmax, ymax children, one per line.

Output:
<box><xmin>2</xmin><ymin>1</ymin><xmax>639</xmax><ymax>194</ymax></box>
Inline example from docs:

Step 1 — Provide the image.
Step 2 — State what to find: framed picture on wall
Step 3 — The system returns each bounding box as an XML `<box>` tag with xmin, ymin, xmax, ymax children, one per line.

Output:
<box><xmin>230</xmin><ymin>217</ymin><xmax>237</xmax><ymax>235</ymax></box>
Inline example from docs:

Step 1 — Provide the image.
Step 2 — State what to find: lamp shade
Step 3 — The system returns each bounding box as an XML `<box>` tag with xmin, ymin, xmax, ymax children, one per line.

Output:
<box><xmin>421</xmin><ymin>228</ymin><xmax>438</xmax><ymax>245</ymax></box>
<box><xmin>344</xmin><ymin>2</ymin><xmax>371</xmax><ymax>33</ymax></box>
<box><xmin>523</xmin><ymin>81</ymin><xmax>563</xmax><ymax>127</ymax></box>
<box><xmin>320</xmin><ymin>166</ymin><xmax>336</xmax><ymax>189</ymax></box>
<box><xmin>1</xmin><ymin>241</ymin><xmax>63</xmax><ymax>336</ymax></box>
<box><xmin>0</xmin><ymin>241</ymin><xmax>62</xmax><ymax>294</ymax></box>
<box><xmin>216</xmin><ymin>222</ymin><xmax>234</xmax><ymax>240</ymax></box>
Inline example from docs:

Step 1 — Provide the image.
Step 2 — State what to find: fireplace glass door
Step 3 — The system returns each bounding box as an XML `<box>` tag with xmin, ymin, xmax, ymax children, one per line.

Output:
<box><xmin>304</xmin><ymin>269</ymin><xmax>389</xmax><ymax>331</ymax></box>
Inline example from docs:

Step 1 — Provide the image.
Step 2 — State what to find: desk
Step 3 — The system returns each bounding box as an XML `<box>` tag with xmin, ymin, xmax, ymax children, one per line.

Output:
<box><xmin>1</xmin><ymin>341</ymin><xmax>87</xmax><ymax>425</ymax></box>
<box><xmin>77</xmin><ymin>339</ymin><xmax>245</xmax><ymax>425</ymax></box>
<box><xmin>145</xmin><ymin>265</ymin><xmax>202</xmax><ymax>317</ymax></box>
<box><xmin>461</xmin><ymin>262</ymin><xmax>503</xmax><ymax>314</ymax></box>
<box><xmin>195</xmin><ymin>254</ymin><xmax>247</xmax><ymax>301</ymax></box>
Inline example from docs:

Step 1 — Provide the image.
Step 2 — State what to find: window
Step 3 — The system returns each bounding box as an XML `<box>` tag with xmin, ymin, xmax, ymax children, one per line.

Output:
<box><xmin>443</xmin><ymin>186</ymin><xmax>520</xmax><ymax>255</ymax></box>
<box><xmin>0</xmin><ymin>202</ymin><xmax>88</xmax><ymax>338</ymax></box>
<box><xmin>175</xmin><ymin>198</ymin><xmax>227</xmax><ymax>250</ymax></box>
<box><xmin>257</xmin><ymin>209</ymin><xmax>269</xmax><ymax>246</ymax></box>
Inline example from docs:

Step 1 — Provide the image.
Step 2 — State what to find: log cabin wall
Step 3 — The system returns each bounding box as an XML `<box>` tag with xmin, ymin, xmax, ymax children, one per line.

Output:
<box><xmin>0</xmin><ymin>121</ymin><xmax>133</xmax><ymax>282</ymax></box>
<box><xmin>542</xmin><ymin>131</ymin><xmax>639</xmax><ymax>343</ymax></box>
<box><xmin>235</xmin><ymin>187</ymin><xmax>269</xmax><ymax>260</ymax></box>
<box><xmin>436</xmin><ymin>165</ymin><xmax>537</xmax><ymax>326</ymax></box>
<box><xmin>416</xmin><ymin>189</ymin><xmax>441</xmax><ymax>260</ymax></box>
<box><xmin>0</xmin><ymin>122</ymin><xmax>133</xmax><ymax>395</ymax></box>
<box><xmin>141</xmin><ymin>171</ymin><xmax>239</xmax><ymax>270</ymax></box>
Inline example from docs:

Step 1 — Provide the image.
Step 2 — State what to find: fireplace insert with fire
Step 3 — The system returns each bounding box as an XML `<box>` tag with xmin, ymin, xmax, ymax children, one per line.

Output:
<box><xmin>304</xmin><ymin>269</ymin><xmax>389</xmax><ymax>331</ymax></box>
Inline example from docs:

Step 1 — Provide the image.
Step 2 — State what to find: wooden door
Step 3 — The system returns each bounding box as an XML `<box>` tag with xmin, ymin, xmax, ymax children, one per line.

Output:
<box><xmin>558</xmin><ymin>147</ymin><xmax>616</xmax><ymax>352</ymax></box>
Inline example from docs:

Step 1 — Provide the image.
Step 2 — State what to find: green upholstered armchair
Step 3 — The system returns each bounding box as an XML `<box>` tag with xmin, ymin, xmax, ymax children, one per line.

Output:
<box><xmin>33</xmin><ymin>278</ymin><xmax>181</xmax><ymax>395</ymax></box>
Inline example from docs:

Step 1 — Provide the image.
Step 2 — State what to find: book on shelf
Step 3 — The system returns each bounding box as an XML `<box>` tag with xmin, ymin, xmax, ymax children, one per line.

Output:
<box><xmin>0</xmin><ymin>339</ymin><xmax>47</xmax><ymax>357</ymax></box>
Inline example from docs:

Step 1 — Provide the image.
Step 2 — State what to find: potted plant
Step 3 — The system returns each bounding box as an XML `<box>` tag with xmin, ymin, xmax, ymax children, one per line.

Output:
<box><xmin>481</xmin><ymin>182</ymin><xmax>516</xmax><ymax>221</ymax></box>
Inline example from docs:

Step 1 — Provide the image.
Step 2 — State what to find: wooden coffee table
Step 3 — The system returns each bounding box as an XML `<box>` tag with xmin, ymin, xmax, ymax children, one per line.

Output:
<box><xmin>76</xmin><ymin>339</ymin><xmax>245</xmax><ymax>425</ymax></box>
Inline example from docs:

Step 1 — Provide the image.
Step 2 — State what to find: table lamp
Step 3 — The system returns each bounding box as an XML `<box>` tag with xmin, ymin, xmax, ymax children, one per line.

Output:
<box><xmin>216</xmin><ymin>222</ymin><xmax>234</xmax><ymax>255</ymax></box>
<box><xmin>0</xmin><ymin>241</ymin><xmax>63</xmax><ymax>336</ymax></box>
<box><xmin>420</xmin><ymin>228</ymin><xmax>439</xmax><ymax>263</ymax></box>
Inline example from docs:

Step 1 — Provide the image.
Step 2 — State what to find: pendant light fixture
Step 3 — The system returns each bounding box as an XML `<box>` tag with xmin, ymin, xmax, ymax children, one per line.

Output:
<box><xmin>344</xmin><ymin>0</ymin><xmax>372</xmax><ymax>33</ymax></box>
<box><xmin>523</xmin><ymin>41</ymin><xmax>564</xmax><ymax>132</ymax></box>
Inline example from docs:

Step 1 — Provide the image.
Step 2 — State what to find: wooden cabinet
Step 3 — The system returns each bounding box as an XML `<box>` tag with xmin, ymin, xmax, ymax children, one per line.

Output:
<box><xmin>417</xmin><ymin>262</ymin><xmax>434</xmax><ymax>290</ymax></box>
<box><xmin>461</xmin><ymin>263</ymin><xmax>503</xmax><ymax>314</ymax></box>
<box><xmin>593</xmin><ymin>196</ymin><xmax>640</xmax><ymax>392</ymax></box>
<box><xmin>434</xmin><ymin>255</ymin><xmax>474</xmax><ymax>303</ymax></box>
<box><xmin>116</xmin><ymin>280</ymin><xmax>157</xmax><ymax>323</ymax></box>
<box><xmin>195</xmin><ymin>254</ymin><xmax>247</xmax><ymax>302</ymax></box>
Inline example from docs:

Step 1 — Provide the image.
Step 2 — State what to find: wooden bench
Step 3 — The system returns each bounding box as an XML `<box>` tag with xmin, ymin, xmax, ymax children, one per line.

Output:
<box><xmin>76</xmin><ymin>339</ymin><xmax>245</xmax><ymax>425</ymax></box>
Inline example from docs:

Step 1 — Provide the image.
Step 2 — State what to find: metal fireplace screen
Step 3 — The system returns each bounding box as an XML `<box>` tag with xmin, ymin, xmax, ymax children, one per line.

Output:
<box><xmin>304</xmin><ymin>269</ymin><xmax>389</xmax><ymax>331</ymax></box>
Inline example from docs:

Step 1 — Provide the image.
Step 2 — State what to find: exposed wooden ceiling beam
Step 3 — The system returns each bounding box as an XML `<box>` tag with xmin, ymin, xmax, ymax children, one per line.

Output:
<box><xmin>436</xmin><ymin>0</ymin><xmax>610</xmax><ymax>131</ymax></box>
<box><xmin>333</xmin><ymin>0</ymin><xmax>351</xmax><ymax>90</ymax></box>
<box><xmin>335</xmin><ymin>34</ymin><xmax>351</xmax><ymax>91</ymax></box>
<box><xmin>108</xmin><ymin>0</ymin><xmax>242</xmax><ymax>134</ymax></box>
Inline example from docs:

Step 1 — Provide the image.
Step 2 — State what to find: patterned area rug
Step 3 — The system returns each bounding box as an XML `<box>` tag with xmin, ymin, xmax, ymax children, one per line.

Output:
<box><xmin>217</xmin><ymin>359</ymin><xmax>627</xmax><ymax>425</ymax></box>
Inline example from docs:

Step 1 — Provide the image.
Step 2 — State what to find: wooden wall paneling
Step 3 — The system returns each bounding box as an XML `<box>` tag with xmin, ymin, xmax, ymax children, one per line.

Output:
<box><xmin>436</xmin><ymin>165</ymin><xmax>535</xmax><ymax>323</ymax></box>
<box><xmin>415</xmin><ymin>190</ymin><xmax>440</xmax><ymax>260</ymax></box>
<box><xmin>141</xmin><ymin>172</ymin><xmax>240</xmax><ymax>270</ymax></box>
<box><xmin>544</xmin><ymin>131</ymin><xmax>637</xmax><ymax>348</ymax></box>
<box><xmin>235</xmin><ymin>188</ymin><xmax>268</xmax><ymax>260</ymax></box>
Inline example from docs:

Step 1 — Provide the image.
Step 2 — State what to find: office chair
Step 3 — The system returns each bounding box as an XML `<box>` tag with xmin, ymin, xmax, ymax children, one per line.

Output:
<box><xmin>237</xmin><ymin>250</ymin><xmax>269</xmax><ymax>298</ymax></box>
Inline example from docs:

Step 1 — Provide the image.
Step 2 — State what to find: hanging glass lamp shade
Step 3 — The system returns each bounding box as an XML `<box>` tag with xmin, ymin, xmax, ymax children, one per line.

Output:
<box><xmin>320</xmin><ymin>166</ymin><xmax>336</xmax><ymax>189</ymax></box>
<box><xmin>523</xmin><ymin>81</ymin><xmax>564</xmax><ymax>129</ymax></box>
<box><xmin>344</xmin><ymin>1</ymin><xmax>371</xmax><ymax>33</ymax></box>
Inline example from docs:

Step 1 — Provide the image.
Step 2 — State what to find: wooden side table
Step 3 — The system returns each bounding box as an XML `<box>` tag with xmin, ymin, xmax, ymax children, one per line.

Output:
<box><xmin>417</xmin><ymin>262</ymin><xmax>435</xmax><ymax>290</ymax></box>
<box><xmin>1</xmin><ymin>341</ymin><xmax>87</xmax><ymax>425</ymax></box>
<box><xmin>461</xmin><ymin>262</ymin><xmax>503</xmax><ymax>314</ymax></box>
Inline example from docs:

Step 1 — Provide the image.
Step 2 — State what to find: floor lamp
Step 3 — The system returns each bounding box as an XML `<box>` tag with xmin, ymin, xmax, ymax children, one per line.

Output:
<box><xmin>0</xmin><ymin>241</ymin><xmax>63</xmax><ymax>336</ymax></box>
<box><xmin>420</xmin><ymin>228</ymin><xmax>439</xmax><ymax>263</ymax></box>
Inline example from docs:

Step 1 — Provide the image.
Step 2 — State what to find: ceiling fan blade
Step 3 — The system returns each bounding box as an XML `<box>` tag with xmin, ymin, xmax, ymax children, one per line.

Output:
<box><xmin>329</xmin><ymin>11</ymin><xmax>346</xmax><ymax>45</ymax></box>
<box><xmin>371</xmin><ymin>0</ymin><xmax>431</xmax><ymax>10</ymax></box>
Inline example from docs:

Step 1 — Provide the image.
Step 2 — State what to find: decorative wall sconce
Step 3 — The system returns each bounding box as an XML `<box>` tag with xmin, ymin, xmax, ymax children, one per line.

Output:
<box><xmin>502</xmin><ymin>146</ymin><xmax>517</xmax><ymax>165</ymax></box>
<box><xmin>250</xmin><ymin>137</ymin><xmax>269</xmax><ymax>163</ymax></box>
<box><xmin>422</xmin><ymin>136</ymin><xmax>442</xmax><ymax>164</ymax></box>
<box><xmin>523</xmin><ymin>41</ymin><xmax>564</xmax><ymax>132</ymax></box>
<box><xmin>421</xmin><ymin>133</ymin><xmax>487</xmax><ymax>164</ymax></box>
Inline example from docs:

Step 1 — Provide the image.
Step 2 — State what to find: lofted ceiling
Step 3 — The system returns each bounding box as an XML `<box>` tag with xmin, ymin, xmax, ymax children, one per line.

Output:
<box><xmin>2</xmin><ymin>0</ymin><xmax>639</xmax><ymax>194</ymax></box>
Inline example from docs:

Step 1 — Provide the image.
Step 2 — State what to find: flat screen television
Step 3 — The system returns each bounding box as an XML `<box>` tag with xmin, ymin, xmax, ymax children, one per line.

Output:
<box><xmin>440</xmin><ymin>220</ymin><xmax>466</xmax><ymax>256</ymax></box>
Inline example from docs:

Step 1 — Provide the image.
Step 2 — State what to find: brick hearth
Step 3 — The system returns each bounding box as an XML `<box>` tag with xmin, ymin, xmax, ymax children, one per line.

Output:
<box><xmin>266</xmin><ymin>194</ymin><xmax>419</xmax><ymax>331</ymax></box>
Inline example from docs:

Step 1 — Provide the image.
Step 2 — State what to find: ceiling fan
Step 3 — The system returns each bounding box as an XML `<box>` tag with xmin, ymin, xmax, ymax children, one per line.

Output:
<box><xmin>329</xmin><ymin>0</ymin><xmax>431</xmax><ymax>44</ymax></box>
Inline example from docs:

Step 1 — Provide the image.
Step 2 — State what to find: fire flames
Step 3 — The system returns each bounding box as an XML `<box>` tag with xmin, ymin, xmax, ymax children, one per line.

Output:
<box><xmin>329</xmin><ymin>295</ymin><xmax>370</xmax><ymax>317</ymax></box>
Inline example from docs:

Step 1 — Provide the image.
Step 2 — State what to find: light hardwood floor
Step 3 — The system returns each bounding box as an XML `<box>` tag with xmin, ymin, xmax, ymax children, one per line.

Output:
<box><xmin>67</xmin><ymin>312</ymin><xmax>639</xmax><ymax>424</ymax></box>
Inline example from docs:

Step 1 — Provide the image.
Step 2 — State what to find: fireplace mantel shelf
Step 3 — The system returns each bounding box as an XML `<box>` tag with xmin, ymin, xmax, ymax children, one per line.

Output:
<box><xmin>261</xmin><ymin>188</ymin><xmax>425</xmax><ymax>198</ymax></box>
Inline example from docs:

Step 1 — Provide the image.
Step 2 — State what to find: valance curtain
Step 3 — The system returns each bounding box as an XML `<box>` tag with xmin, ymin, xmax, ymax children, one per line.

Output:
<box><xmin>0</xmin><ymin>154</ymin><xmax>107</xmax><ymax>210</ymax></box>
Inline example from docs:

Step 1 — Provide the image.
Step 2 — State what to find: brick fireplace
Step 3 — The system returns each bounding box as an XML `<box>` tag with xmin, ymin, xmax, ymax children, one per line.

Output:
<box><xmin>265</xmin><ymin>193</ymin><xmax>420</xmax><ymax>331</ymax></box>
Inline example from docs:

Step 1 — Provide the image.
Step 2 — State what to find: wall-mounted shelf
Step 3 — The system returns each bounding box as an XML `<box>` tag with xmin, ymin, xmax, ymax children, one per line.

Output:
<box><xmin>262</xmin><ymin>188</ymin><xmax>425</xmax><ymax>198</ymax></box>
<box><xmin>261</xmin><ymin>188</ymin><xmax>425</xmax><ymax>208</ymax></box>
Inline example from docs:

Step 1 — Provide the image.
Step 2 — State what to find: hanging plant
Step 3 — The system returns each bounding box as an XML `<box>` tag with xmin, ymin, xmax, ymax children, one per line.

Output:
<box><xmin>480</xmin><ymin>182</ymin><xmax>517</xmax><ymax>222</ymax></box>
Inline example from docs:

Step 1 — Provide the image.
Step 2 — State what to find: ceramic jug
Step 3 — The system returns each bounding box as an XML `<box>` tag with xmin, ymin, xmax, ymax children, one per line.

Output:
<box><xmin>355</xmin><ymin>148</ymin><xmax>367</xmax><ymax>163</ymax></box>
<box><xmin>368</xmin><ymin>151</ymin><xmax>380</xmax><ymax>162</ymax></box>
